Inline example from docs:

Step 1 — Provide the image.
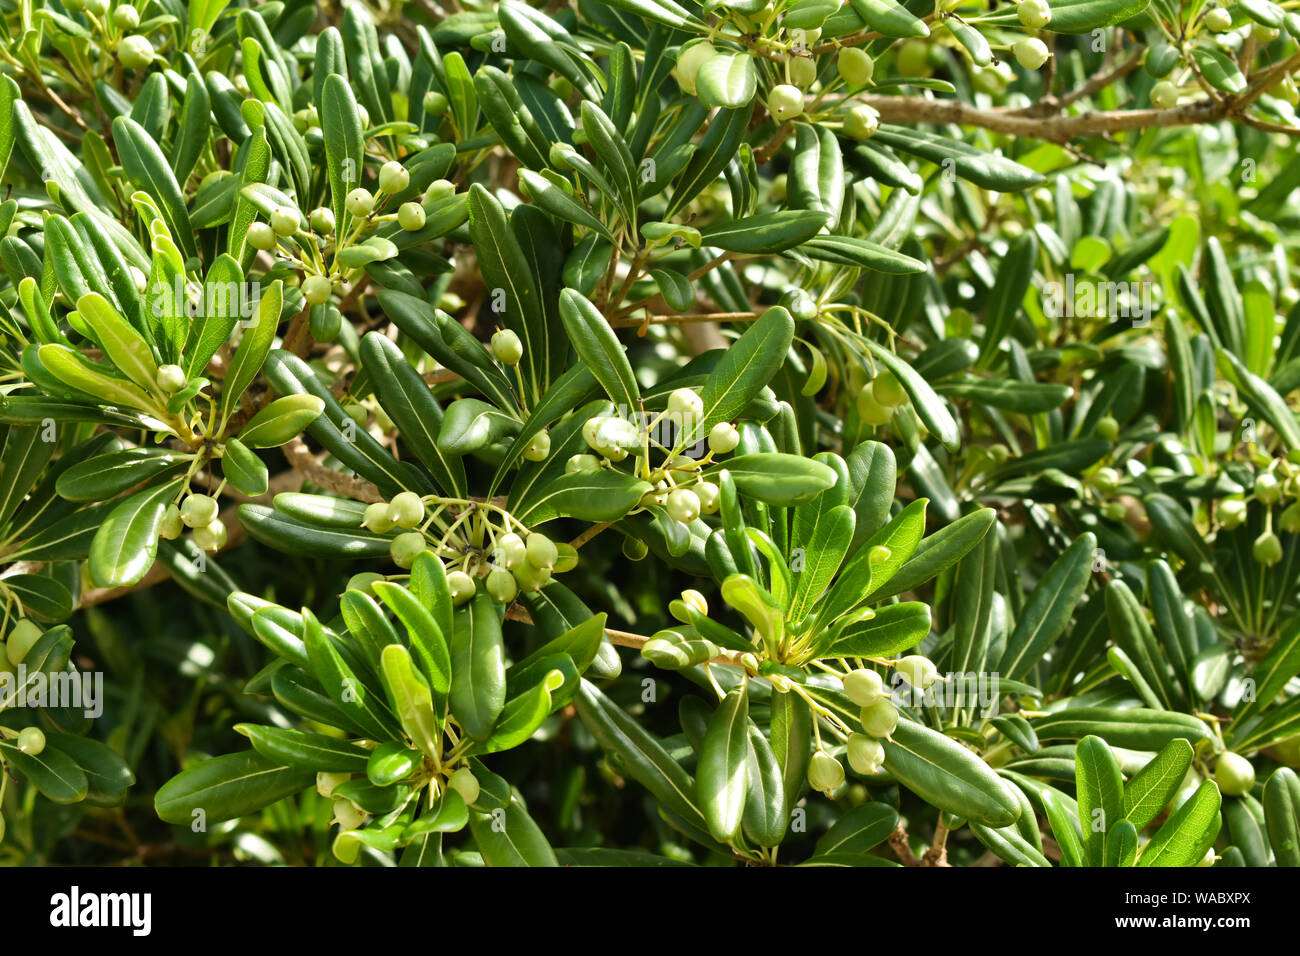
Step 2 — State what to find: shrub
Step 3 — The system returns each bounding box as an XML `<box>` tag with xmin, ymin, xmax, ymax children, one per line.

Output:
<box><xmin>0</xmin><ymin>0</ymin><xmax>1298</xmax><ymax>869</ymax></box>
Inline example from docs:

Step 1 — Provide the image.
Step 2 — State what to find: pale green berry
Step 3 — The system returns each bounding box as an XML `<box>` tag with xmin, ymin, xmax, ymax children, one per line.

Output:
<box><xmin>843</xmin><ymin>104</ymin><xmax>880</xmax><ymax>141</ymax></box>
<box><xmin>667</xmin><ymin>387</ymin><xmax>703</xmax><ymax>418</ymax></box>
<box><xmin>674</xmin><ymin>40</ymin><xmax>717</xmax><ymax>96</ymax></box>
<box><xmin>427</xmin><ymin>179</ymin><xmax>456</xmax><ymax>201</ymax></box>
<box><xmin>524</xmin><ymin>430</ymin><xmax>550</xmax><ymax>462</ymax></box>
<box><xmin>362</xmin><ymin>501</ymin><xmax>396</xmax><ymax>534</ymax></box>
<box><xmin>512</xmin><ymin>560</ymin><xmax>551</xmax><ymax>592</ymax></box>
<box><xmin>526</xmin><ymin>532</ymin><xmax>558</xmax><ymax>571</ymax></box>
<box><xmin>448</xmin><ymin>767</ymin><xmax>480</xmax><ymax>804</ymax></box>
<box><xmin>390</xmin><ymin>532</ymin><xmax>428</xmax><ymax>569</ymax></box>
<box><xmin>1255</xmin><ymin>472</ymin><xmax>1282</xmax><ymax>505</ymax></box>
<box><xmin>17</xmin><ymin>727</ymin><xmax>45</xmax><ymax>755</ymax></box>
<box><xmin>566</xmin><ymin>454</ymin><xmax>600</xmax><ymax>474</ymax></box>
<box><xmin>708</xmin><ymin>422</ymin><xmax>740</xmax><ymax>454</ymax></box>
<box><xmin>247</xmin><ymin>221</ymin><xmax>277</xmax><ymax>251</ymax></box>
<box><xmin>857</xmin><ymin>384</ymin><xmax>893</xmax><ymax>426</ymax></box>
<box><xmin>1017</xmin><ymin>0</ymin><xmax>1051</xmax><ymax>29</ymax></box>
<box><xmin>1219</xmin><ymin>498</ymin><xmax>1247</xmax><ymax>530</ymax></box>
<box><xmin>302</xmin><ymin>275</ymin><xmax>333</xmax><ymax>306</ymax></box>
<box><xmin>1215</xmin><ymin>752</ymin><xmax>1255</xmax><ymax>795</ymax></box>
<box><xmin>872</xmin><ymin>371</ymin><xmax>907</xmax><ymax>407</ymax></box>
<box><xmin>398</xmin><ymin>202</ymin><xmax>426</xmax><ymax>231</ymax></box>
<box><xmin>1151</xmin><ymin>80</ymin><xmax>1178</xmax><ymax>109</ymax></box>
<box><xmin>156</xmin><ymin>364</ymin><xmax>187</xmax><ymax>394</ymax></box>
<box><xmin>346</xmin><ymin>188</ymin><xmax>375</xmax><ymax>218</ymax></box>
<box><xmin>316</xmin><ymin>771</ymin><xmax>349</xmax><ymax>797</ymax></box>
<box><xmin>387</xmin><ymin>491</ymin><xmax>425</xmax><ymax>530</ymax></box>
<box><xmin>665</xmin><ymin>487</ymin><xmax>701</xmax><ymax>524</ymax></box>
<box><xmin>486</xmin><ymin>568</ymin><xmax>518</xmax><ymax>604</ymax></box>
<box><xmin>118</xmin><ymin>35</ymin><xmax>154</xmax><ymax>69</ymax></box>
<box><xmin>1013</xmin><ymin>37</ymin><xmax>1050</xmax><ymax>71</ymax></box>
<box><xmin>423</xmin><ymin>91</ymin><xmax>449</xmax><ymax>115</ymax></box>
<box><xmin>1205</xmin><ymin>7</ymin><xmax>1232</xmax><ymax>31</ymax></box>
<box><xmin>767</xmin><ymin>84</ymin><xmax>805</xmax><ymax>121</ymax></box>
<box><xmin>1254</xmin><ymin>530</ymin><xmax>1283</xmax><ymax>567</ymax></box>
<box><xmin>808</xmin><ymin>751</ymin><xmax>845</xmax><ymax>794</ymax></box>
<box><xmin>837</xmin><ymin>47</ymin><xmax>875</xmax><ymax>87</ymax></box>
<box><xmin>847</xmin><ymin>734</ymin><xmax>886</xmax><ymax>775</ymax></box>
<box><xmin>310</xmin><ymin>207</ymin><xmax>336</xmax><ymax>234</ymax></box>
<box><xmin>695</xmin><ymin>481</ymin><xmax>720</xmax><ymax>514</ymax></box>
<box><xmin>1280</xmin><ymin>501</ymin><xmax>1300</xmax><ymax>534</ymax></box>
<box><xmin>789</xmin><ymin>55</ymin><xmax>817</xmax><ymax>89</ymax></box>
<box><xmin>113</xmin><ymin>5</ymin><xmax>141</xmax><ymax>30</ymax></box>
<box><xmin>181</xmin><ymin>494</ymin><xmax>219</xmax><ymax>529</ymax></box>
<box><xmin>7</xmin><ymin>620</ymin><xmax>43</xmax><ymax>666</ymax></box>
<box><xmin>491</xmin><ymin>328</ymin><xmax>523</xmax><ymax>366</ymax></box>
<box><xmin>447</xmin><ymin>570</ymin><xmax>476</xmax><ymax>605</ymax></box>
<box><xmin>495</xmin><ymin>532</ymin><xmax>527</xmax><ymax>569</ymax></box>
<box><xmin>843</xmin><ymin>669</ymin><xmax>885</xmax><ymax>707</ymax></box>
<box><xmin>894</xmin><ymin>655</ymin><xmax>938</xmax><ymax>689</ymax></box>
<box><xmin>159</xmin><ymin>504</ymin><xmax>183</xmax><ymax>540</ymax></box>
<box><xmin>860</xmin><ymin>698</ymin><xmax>899</xmax><ymax>738</ymax></box>
<box><xmin>378</xmin><ymin>161</ymin><xmax>410</xmax><ymax>195</ymax></box>
<box><xmin>270</xmin><ymin>205</ymin><xmax>298</xmax><ymax>238</ymax></box>
<box><xmin>332</xmin><ymin>797</ymin><xmax>367</xmax><ymax>830</ymax></box>
<box><xmin>1093</xmin><ymin>466</ymin><xmax>1121</xmax><ymax>496</ymax></box>
<box><xmin>553</xmin><ymin>542</ymin><xmax>579</xmax><ymax>573</ymax></box>
<box><xmin>192</xmin><ymin>518</ymin><xmax>227</xmax><ymax>551</ymax></box>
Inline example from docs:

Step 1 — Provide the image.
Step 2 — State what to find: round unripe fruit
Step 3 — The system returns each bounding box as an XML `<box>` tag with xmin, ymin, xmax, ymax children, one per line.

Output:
<box><xmin>838</xmin><ymin>47</ymin><xmax>875</xmax><ymax>87</ymax></box>
<box><xmin>847</xmin><ymin>734</ymin><xmax>886</xmax><ymax>775</ymax></box>
<box><xmin>387</xmin><ymin>491</ymin><xmax>425</xmax><ymax>530</ymax></box>
<box><xmin>767</xmin><ymin>84</ymin><xmax>805</xmax><ymax>121</ymax></box>
<box><xmin>808</xmin><ymin>751</ymin><xmax>845</xmax><ymax>793</ymax></box>
<box><xmin>894</xmin><ymin>655</ymin><xmax>938</xmax><ymax>689</ymax></box>
<box><xmin>665</xmin><ymin>487</ymin><xmax>701</xmax><ymax>523</ymax></box>
<box><xmin>1151</xmin><ymin>80</ymin><xmax>1178</xmax><ymax>109</ymax></box>
<box><xmin>447</xmin><ymin>570</ymin><xmax>477</xmax><ymax>605</ymax></box>
<box><xmin>17</xmin><ymin>727</ymin><xmax>45</xmax><ymax>755</ymax></box>
<box><xmin>310</xmin><ymin>207</ymin><xmax>336</xmax><ymax>234</ymax></box>
<box><xmin>156</xmin><ymin>364</ymin><xmax>187</xmax><ymax>394</ymax></box>
<box><xmin>491</xmin><ymin>328</ymin><xmax>523</xmax><ymax>366</ymax></box>
<box><xmin>553</xmin><ymin>542</ymin><xmax>579</xmax><ymax>573</ymax></box>
<box><xmin>1013</xmin><ymin>37</ymin><xmax>1050</xmax><ymax>71</ymax></box>
<box><xmin>448</xmin><ymin>767</ymin><xmax>480</xmax><ymax>804</ymax></box>
<box><xmin>333</xmin><ymin>796</ymin><xmax>367</xmax><ymax>830</ymax></box>
<box><xmin>398</xmin><ymin>202</ymin><xmax>425</xmax><ymax>231</ymax></box>
<box><xmin>567</xmin><ymin>454</ymin><xmax>600</xmax><ymax>473</ymax></box>
<box><xmin>857</xmin><ymin>383</ymin><xmax>893</xmax><ymax>426</ymax></box>
<box><xmin>872</xmin><ymin>371</ymin><xmax>907</xmax><ymax>407</ymax></box>
<box><xmin>674</xmin><ymin>40</ymin><xmax>717</xmax><ymax>96</ymax></box>
<box><xmin>897</xmin><ymin>39</ymin><xmax>931</xmax><ymax>77</ymax></box>
<box><xmin>843</xmin><ymin>103</ymin><xmax>880</xmax><ymax>141</ymax></box>
<box><xmin>192</xmin><ymin>518</ymin><xmax>227</xmax><ymax>551</ymax></box>
<box><xmin>495</xmin><ymin>532</ymin><xmax>526</xmax><ymax>569</ymax></box>
<box><xmin>1280</xmin><ymin>501</ymin><xmax>1300</xmax><ymax>534</ymax></box>
<box><xmin>346</xmin><ymin>188</ymin><xmax>375</xmax><ymax>218</ymax></box>
<box><xmin>270</xmin><ymin>206</ymin><xmax>298</xmax><ymax>237</ymax></box>
<box><xmin>181</xmin><ymin>494</ymin><xmax>219</xmax><ymax>529</ymax></box>
<box><xmin>1255</xmin><ymin>472</ymin><xmax>1282</xmax><ymax>505</ymax></box>
<box><xmin>362</xmin><ymin>501</ymin><xmax>396</xmax><ymax>533</ymax></box>
<box><xmin>1215</xmin><ymin>752</ymin><xmax>1255</xmax><ymax>795</ymax></box>
<box><xmin>780</xmin><ymin>288</ymin><xmax>818</xmax><ymax>321</ymax></box>
<box><xmin>524</xmin><ymin>431</ymin><xmax>550</xmax><ymax>462</ymax></box>
<box><xmin>378</xmin><ymin>161</ymin><xmax>410</xmax><ymax>194</ymax></box>
<box><xmin>84</xmin><ymin>0</ymin><xmax>107</xmax><ymax>13</ymax></box>
<box><xmin>1018</xmin><ymin>0</ymin><xmax>1051</xmax><ymax>29</ymax></box>
<box><xmin>302</xmin><ymin>275</ymin><xmax>333</xmax><ymax>306</ymax></box>
<box><xmin>118</xmin><ymin>35</ymin><xmax>154</xmax><ymax>68</ymax></box>
<box><xmin>668</xmin><ymin>387</ymin><xmax>703</xmax><ymax>418</ymax></box>
<box><xmin>512</xmin><ymin>560</ymin><xmax>551</xmax><ymax>592</ymax></box>
<box><xmin>789</xmin><ymin>55</ymin><xmax>818</xmax><ymax>89</ymax></box>
<box><xmin>390</xmin><ymin>532</ymin><xmax>428</xmax><ymax>569</ymax></box>
<box><xmin>843</xmin><ymin>668</ymin><xmax>885</xmax><ymax>707</ymax></box>
<box><xmin>1205</xmin><ymin>7</ymin><xmax>1232</xmax><ymax>31</ymax></box>
<box><xmin>7</xmin><ymin>620</ymin><xmax>43</xmax><ymax>666</ymax></box>
<box><xmin>158</xmin><ymin>503</ymin><xmax>183</xmax><ymax>540</ymax></box>
<box><xmin>1093</xmin><ymin>467</ymin><xmax>1121</xmax><ymax>496</ymax></box>
<box><xmin>1254</xmin><ymin>530</ymin><xmax>1283</xmax><ymax>567</ymax></box>
<box><xmin>695</xmin><ymin>481</ymin><xmax>721</xmax><ymax>514</ymax></box>
<box><xmin>247</xmin><ymin>221</ymin><xmax>277</xmax><ymax>251</ymax></box>
<box><xmin>860</xmin><ymin>698</ymin><xmax>899</xmax><ymax>738</ymax></box>
<box><xmin>113</xmin><ymin>5</ymin><xmax>141</xmax><ymax>29</ymax></box>
<box><xmin>427</xmin><ymin>179</ymin><xmax>456</xmax><ymax>201</ymax></box>
<box><xmin>1219</xmin><ymin>498</ymin><xmax>1247</xmax><ymax>529</ymax></box>
<box><xmin>486</xmin><ymin>568</ymin><xmax>518</xmax><ymax>604</ymax></box>
<box><xmin>423</xmin><ymin>91</ymin><xmax>449</xmax><ymax>115</ymax></box>
<box><xmin>708</xmin><ymin>422</ymin><xmax>740</xmax><ymax>454</ymax></box>
<box><xmin>526</xmin><ymin>532</ymin><xmax>558</xmax><ymax>570</ymax></box>
<box><xmin>1095</xmin><ymin>415</ymin><xmax>1120</xmax><ymax>441</ymax></box>
<box><xmin>346</xmin><ymin>572</ymin><xmax>385</xmax><ymax>596</ymax></box>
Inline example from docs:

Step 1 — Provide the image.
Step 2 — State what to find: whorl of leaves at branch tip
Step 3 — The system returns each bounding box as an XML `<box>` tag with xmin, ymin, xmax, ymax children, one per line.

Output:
<box><xmin>0</xmin><ymin>0</ymin><xmax>1297</xmax><ymax>868</ymax></box>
